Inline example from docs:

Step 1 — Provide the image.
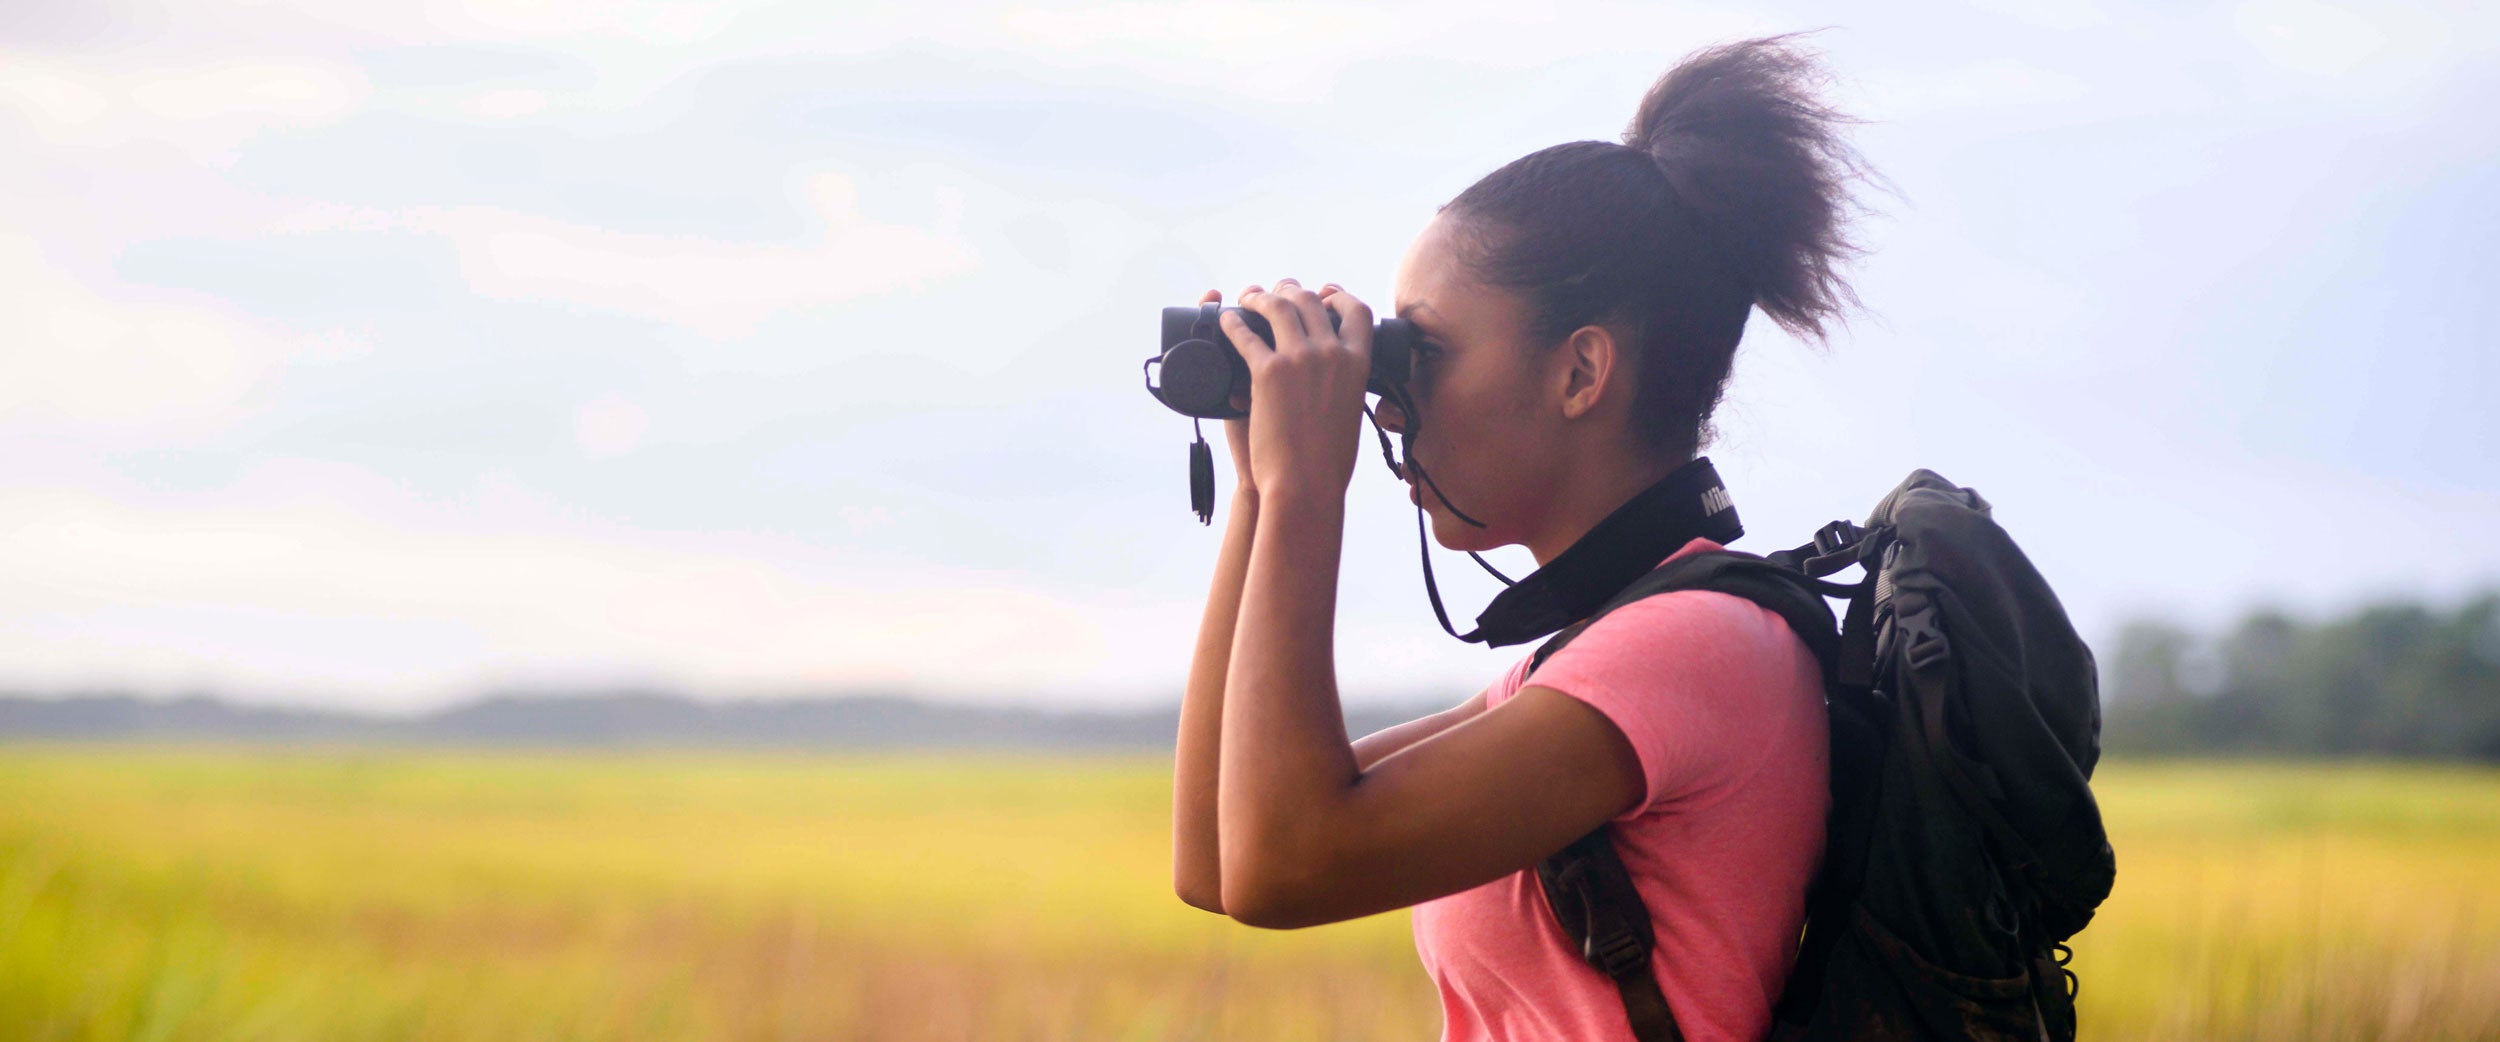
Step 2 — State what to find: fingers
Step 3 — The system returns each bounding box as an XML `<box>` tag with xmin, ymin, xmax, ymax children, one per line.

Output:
<box><xmin>1217</xmin><ymin>284</ymin><xmax>1277</xmax><ymax>362</ymax></box>
<box><xmin>1317</xmin><ymin>283</ymin><xmax>1373</xmax><ymax>353</ymax></box>
<box><xmin>1220</xmin><ymin>285</ymin><xmax>1251</xmax><ymax>410</ymax></box>
<box><xmin>1217</xmin><ymin>279</ymin><xmax>1362</xmax><ymax>364</ymax></box>
<box><xmin>1268</xmin><ymin>278</ymin><xmax>1334</xmax><ymax>349</ymax></box>
<box><xmin>1234</xmin><ymin>281</ymin><xmax>1308</xmax><ymax>355</ymax></box>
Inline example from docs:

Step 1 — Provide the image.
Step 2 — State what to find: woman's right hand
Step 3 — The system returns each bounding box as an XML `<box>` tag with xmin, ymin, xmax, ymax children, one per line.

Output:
<box><xmin>1200</xmin><ymin>287</ymin><xmax>1257</xmax><ymax>494</ymax></box>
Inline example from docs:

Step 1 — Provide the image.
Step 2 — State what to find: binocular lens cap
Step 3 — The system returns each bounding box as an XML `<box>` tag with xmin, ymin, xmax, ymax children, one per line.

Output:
<box><xmin>1157</xmin><ymin>338</ymin><xmax>1236</xmax><ymax>416</ymax></box>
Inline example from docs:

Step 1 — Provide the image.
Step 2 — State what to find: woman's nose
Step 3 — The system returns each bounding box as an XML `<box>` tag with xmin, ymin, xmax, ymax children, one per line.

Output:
<box><xmin>1373</xmin><ymin>396</ymin><xmax>1410</xmax><ymax>436</ymax></box>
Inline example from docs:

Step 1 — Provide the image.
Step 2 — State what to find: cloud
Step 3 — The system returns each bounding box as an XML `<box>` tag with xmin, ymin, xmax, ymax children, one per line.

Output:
<box><xmin>2235</xmin><ymin>0</ymin><xmax>2394</xmax><ymax>76</ymax></box>
<box><xmin>3</xmin><ymin>0</ymin><xmax>2494</xmax><ymax>711</ymax></box>
<box><xmin>0</xmin><ymin>472</ymin><xmax>1129</xmax><ymax>706</ymax></box>
<box><xmin>2226</xmin><ymin>0</ymin><xmax>2490</xmax><ymax>105</ymax></box>
<box><xmin>1960</xmin><ymin>0</ymin><xmax>2111</xmax><ymax>31</ymax></box>
<box><xmin>1859</xmin><ymin>58</ymin><xmax>2093</xmax><ymax>118</ymax></box>
<box><xmin>0</xmin><ymin>233</ymin><xmax>295</xmax><ymax>430</ymax></box>
<box><xmin>572</xmin><ymin>393</ymin><xmax>649</xmax><ymax>457</ymax></box>
<box><xmin>461</xmin><ymin>87</ymin><xmax>551</xmax><ymax>120</ymax></box>
<box><xmin>0</xmin><ymin>54</ymin><xmax>370</xmax><ymax>162</ymax></box>
<box><xmin>972</xmin><ymin>0</ymin><xmax>1772</xmax><ymax>105</ymax></box>
<box><xmin>105</xmin><ymin>0</ymin><xmax>739</xmax><ymax>48</ymax></box>
<box><xmin>421</xmin><ymin>0</ymin><xmax>737</xmax><ymax>43</ymax></box>
<box><xmin>268</xmin><ymin>171</ymin><xmax>978</xmax><ymax>337</ymax></box>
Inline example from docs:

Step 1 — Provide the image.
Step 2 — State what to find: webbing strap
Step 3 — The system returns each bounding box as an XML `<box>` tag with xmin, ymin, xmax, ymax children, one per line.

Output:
<box><xmin>1906</xmin><ymin>639</ymin><xmax>2046</xmax><ymax>880</ymax></box>
<box><xmin>1530</xmin><ymin>550</ymin><xmax>1846</xmax><ymax>1042</ymax></box>
<box><xmin>1773</xmin><ymin>569</ymin><xmax>1890</xmax><ymax>1031</ymax></box>
<box><xmin>1618</xmin><ymin>964</ymin><xmax>1683</xmax><ymax>1042</ymax></box>
<box><xmin>1536</xmin><ymin>831</ymin><xmax>1685</xmax><ymax>1042</ymax></box>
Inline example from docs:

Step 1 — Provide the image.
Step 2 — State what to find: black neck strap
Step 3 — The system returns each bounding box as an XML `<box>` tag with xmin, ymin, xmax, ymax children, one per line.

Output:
<box><xmin>1457</xmin><ymin>456</ymin><xmax>1744</xmax><ymax>648</ymax></box>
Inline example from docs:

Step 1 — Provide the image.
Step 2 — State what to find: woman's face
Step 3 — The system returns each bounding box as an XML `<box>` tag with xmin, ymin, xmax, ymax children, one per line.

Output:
<box><xmin>1385</xmin><ymin>213</ymin><xmax>1574</xmax><ymax>553</ymax></box>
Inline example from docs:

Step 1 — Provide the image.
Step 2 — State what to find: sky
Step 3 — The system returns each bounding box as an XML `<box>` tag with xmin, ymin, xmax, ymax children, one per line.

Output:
<box><xmin>1</xmin><ymin>0</ymin><xmax>2493</xmax><ymax>711</ymax></box>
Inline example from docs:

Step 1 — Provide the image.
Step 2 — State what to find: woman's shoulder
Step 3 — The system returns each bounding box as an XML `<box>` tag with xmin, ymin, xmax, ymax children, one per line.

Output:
<box><xmin>1524</xmin><ymin>585</ymin><xmax>1825</xmax><ymax>811</ymax></box>
<box><xmin>1499</xmin><ymin>540</ymin><xmax>1820</xmax><ymax>712</ymax></box>
<box><xmin>1550</xmin><ymin>585</ymin><xmax>1804</xmax><ymax>678</ymax></box>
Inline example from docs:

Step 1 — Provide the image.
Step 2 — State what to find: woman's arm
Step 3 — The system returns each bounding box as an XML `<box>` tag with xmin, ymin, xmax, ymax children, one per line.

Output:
<box><xmin>1213</xmin><ymin>280</ymin><xmax>1644</xmax><ymax>929</ymax></box>
<box><xmin>1180</xmin><ymin>491</ymin><xmax>1480</xmax><ymax>911</ymax></box>
<box><xmin>1173</xmin><ymin>287</ymin><xmax>1263</xmax><ymax>915</ymax></box>
<box><xmin>1350</xmin><ymin>690</ymin><xmax>1486</xmax><ymax>771</ymax></box>
<box><xmin>1172</xmin><ymin>462</ymin><xmax>1256</xmax><ymax>913</ymax></box>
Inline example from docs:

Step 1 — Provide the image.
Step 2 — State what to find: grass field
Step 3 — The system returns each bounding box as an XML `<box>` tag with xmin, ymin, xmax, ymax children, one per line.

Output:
<box><xmin>0</xmin><ymin>750</ymin><xmax>2494</xmax><ymax>1042</ymax></box>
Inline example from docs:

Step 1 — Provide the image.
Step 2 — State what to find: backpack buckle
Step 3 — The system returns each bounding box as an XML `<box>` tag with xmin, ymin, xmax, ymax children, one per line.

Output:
<box><xmin>1813</xmin><ymin>520</ymin><xmax>1863</xmax><ymax>558</ymax></box>
<box><xmin>1585</xmin><ymin>927</ymin><xmax>1650</xmax><ymax>978</ymax></box>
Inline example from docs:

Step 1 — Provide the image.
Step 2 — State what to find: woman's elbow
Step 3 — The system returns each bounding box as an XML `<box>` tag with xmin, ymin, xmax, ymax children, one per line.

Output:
<box><xmin>1220</xmin><ymin>884</ymin><xmax>1331</xmax><ymax>930</ymax></box>
<box><xmin>1217</xmin><ymin>859</ymin><xmax>1340</xmax><ymax>930</ymax></box>
<box><xmin>1176</xmin><ymin>856</ymin><xmax>1321</xmax><ymax>925</ymax></box>
<box><xmin>1174</xmin><ymin>873</ymin><xmax>1227</xmax><ymax>915</ymax></box>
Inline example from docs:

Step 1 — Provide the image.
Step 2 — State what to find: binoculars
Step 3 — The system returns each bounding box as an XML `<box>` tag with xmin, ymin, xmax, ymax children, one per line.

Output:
<box><xmin>1143</xmin><ymin>303</ymin><xmax>1421</xmax><ymax>419</ymax></box>
<box><xmin>1138</xmin><ymin>298</ymin><xmax>1506</xmax><ymax>632</ymax></box>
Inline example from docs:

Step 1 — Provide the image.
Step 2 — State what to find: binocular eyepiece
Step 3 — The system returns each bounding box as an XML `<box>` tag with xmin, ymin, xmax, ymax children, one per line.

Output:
<box><xmin>1143</xmin><ymin>303</ymin><xmax>1420</xmax><ymax>419</ymax></box>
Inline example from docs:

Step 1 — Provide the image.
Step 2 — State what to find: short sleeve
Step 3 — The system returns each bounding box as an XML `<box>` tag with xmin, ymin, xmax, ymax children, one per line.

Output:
<box><xmin>1523</xmin><ymin>590</ymin><xmax>1800</xmax><ymax>817</ymax></box>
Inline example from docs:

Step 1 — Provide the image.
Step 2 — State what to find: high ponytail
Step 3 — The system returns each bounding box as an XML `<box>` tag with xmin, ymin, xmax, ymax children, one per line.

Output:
<box><xmin>1443</xmin><ymin>33</ymin><xmax>1873</xmax><ymax>458</ymax></box>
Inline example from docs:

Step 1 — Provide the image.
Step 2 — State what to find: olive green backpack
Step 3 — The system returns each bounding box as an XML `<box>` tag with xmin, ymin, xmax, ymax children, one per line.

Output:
<box><xmin>1529</xmin><ymin>470</ymin><xmax>2115</xmax><ymax>1042</ymax></box>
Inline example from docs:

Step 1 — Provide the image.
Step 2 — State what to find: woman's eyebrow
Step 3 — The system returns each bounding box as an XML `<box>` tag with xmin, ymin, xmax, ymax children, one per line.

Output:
<box><xmin>1396</xmin><ymin>301</ymin><xmax>1443</xmax><ymax>327</ymax></box>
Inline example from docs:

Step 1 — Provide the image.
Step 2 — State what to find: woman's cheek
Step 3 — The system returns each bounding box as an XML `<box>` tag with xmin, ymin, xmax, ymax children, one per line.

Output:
<box><xmin>1450</xmin><ymin>443</ymin><xmax>1517</xmax><ymax>547</ymax></box>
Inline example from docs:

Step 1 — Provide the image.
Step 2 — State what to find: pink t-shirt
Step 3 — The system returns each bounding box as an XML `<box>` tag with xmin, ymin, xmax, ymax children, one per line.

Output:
<box><xmin>1410</xmin><ymin>537</ymin><xmax>1831</xmax><ymax>1042</ymax></box>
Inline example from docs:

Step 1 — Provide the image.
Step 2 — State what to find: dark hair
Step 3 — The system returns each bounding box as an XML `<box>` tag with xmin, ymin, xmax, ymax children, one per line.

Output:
<box><xmin>1442</xmin><ymin>33</ymin><xmax>1873</xmax><ymax>458</ymax></box>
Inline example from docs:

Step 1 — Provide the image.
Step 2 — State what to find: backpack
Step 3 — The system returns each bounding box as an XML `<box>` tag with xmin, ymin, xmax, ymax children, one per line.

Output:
<box><xmin>1529</xmin><ymin>468</ymin><xmax>2115</xmax><ymax>1042</ymax></box>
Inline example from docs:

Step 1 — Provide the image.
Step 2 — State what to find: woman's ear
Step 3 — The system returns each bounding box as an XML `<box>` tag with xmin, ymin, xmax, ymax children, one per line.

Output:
<box><xmin>1557</xmin><ymin>323</ymin><xmax>1622</xmax><ymax>421</ymax></box>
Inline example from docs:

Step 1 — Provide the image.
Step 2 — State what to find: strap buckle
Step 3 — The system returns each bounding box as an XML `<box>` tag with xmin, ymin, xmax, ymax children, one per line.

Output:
<box><xmin>1813</xmin><ymin>520</ymin><xmax>1863</xmax><ymax>558</ymax></box>
<box><xmin>1585</xmin><ymin>926</ymin><xmax>1650</xmax><ymax>979</ymax></box>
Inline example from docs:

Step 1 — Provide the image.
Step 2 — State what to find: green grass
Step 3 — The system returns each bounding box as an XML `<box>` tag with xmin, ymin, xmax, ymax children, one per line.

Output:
<box><xmin>2080</xmin><ymin>761</ymin><xmax>2500</xmax><ymax>1041</ymax></box>
<box><xmin>0</xmin><ymin>749</ymin><xmax>2493</xmax><ymax>1041</ymax></box>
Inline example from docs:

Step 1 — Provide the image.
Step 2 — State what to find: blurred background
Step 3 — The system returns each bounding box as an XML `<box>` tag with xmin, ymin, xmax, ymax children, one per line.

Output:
<box><xmin>2</xmin><ymin>1</ymin><xmax>2494</xmax><ymax>1040</ymax></box>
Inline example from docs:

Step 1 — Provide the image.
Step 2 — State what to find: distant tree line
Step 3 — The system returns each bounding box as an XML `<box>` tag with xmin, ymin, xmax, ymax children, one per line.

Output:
<box><xmin>2102</xmin><ymin>589</ymin><xmax>2500</xmax><ymax>759</ymax></box>
<box><xmin>0</xmin><ymin>690</ymin><xmax>1449</xmax><ymax>750</ymax></box>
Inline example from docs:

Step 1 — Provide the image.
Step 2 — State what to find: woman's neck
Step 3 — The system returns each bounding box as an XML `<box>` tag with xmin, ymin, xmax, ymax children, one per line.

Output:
<box><xmin>1524</xmin><ymin>451</ymin><xmax>1694</xmax><ymax>567</ymax></box>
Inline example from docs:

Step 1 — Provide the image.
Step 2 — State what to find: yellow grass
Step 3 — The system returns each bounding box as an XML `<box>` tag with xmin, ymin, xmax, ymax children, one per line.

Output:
<box><xmin>0</xmin><ymin>749</ymin><xmax>2493</xmax><ymax>1041</ymax></box>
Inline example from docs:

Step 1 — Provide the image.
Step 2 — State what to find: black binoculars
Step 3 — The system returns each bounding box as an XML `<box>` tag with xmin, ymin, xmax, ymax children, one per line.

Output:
<box><xmin>1143</xmin><ymin>303</ymin><xmax>1421</xmax><ymax>419</ymax></box>
<box><xmin>1138</xmin><ymin>298</ymin><xmax>1507</xmax><ymax>630</ymax></box>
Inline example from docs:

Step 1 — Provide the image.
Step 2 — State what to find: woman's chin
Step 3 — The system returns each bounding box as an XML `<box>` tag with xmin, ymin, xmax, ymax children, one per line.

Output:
<box><xmin>1406</xmin><ymin>478</ymin><xmax>1507</xmax><ymax>552</ymax></box>
<box><xmin>1424</xmin><ymin>511</ymin><xmax>1503</xmax><ymax>554</ymax></box>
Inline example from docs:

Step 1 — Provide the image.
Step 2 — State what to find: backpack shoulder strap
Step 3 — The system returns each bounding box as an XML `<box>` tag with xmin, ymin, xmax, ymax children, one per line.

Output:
<box><xmin>1536</xmin><ymin>831</ymin><xmax>1685</xmax><ymax>1042</ymax></box>
<box><xmin>1531</xmin><ymin>549</ymin><xmax>1840</xmax><ymax>676</ymax></box>
<box><xmin>1529</xmin><ymin>549</ymin><xmax>1843</xmax><ymax>1042</ymax></box>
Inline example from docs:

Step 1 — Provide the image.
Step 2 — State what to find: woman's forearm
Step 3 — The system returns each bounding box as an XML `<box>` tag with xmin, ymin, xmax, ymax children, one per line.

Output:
<box><xmin>1173</xmin><ymin>484</ymin><xmax>1260</xmax><ymax>912</ymax></box>
<box><xmin>1217</xmin><ymin>484</ymin><xmax>1362</xmax><ymax>918</ymax></box>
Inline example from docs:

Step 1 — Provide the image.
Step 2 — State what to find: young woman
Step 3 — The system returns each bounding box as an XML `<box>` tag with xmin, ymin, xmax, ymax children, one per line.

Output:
<box><xmin>1169</xmin><ymin>36</ymin><xmax>1872</xmax><ymax>1042</ymax></box>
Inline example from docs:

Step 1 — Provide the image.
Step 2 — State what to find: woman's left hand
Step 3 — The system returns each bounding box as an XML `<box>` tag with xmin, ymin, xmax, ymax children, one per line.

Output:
<box><xmin>1218</xmin><ymin>278</ymin><xmax>1374</xmax><ymax>501</ymax></box>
